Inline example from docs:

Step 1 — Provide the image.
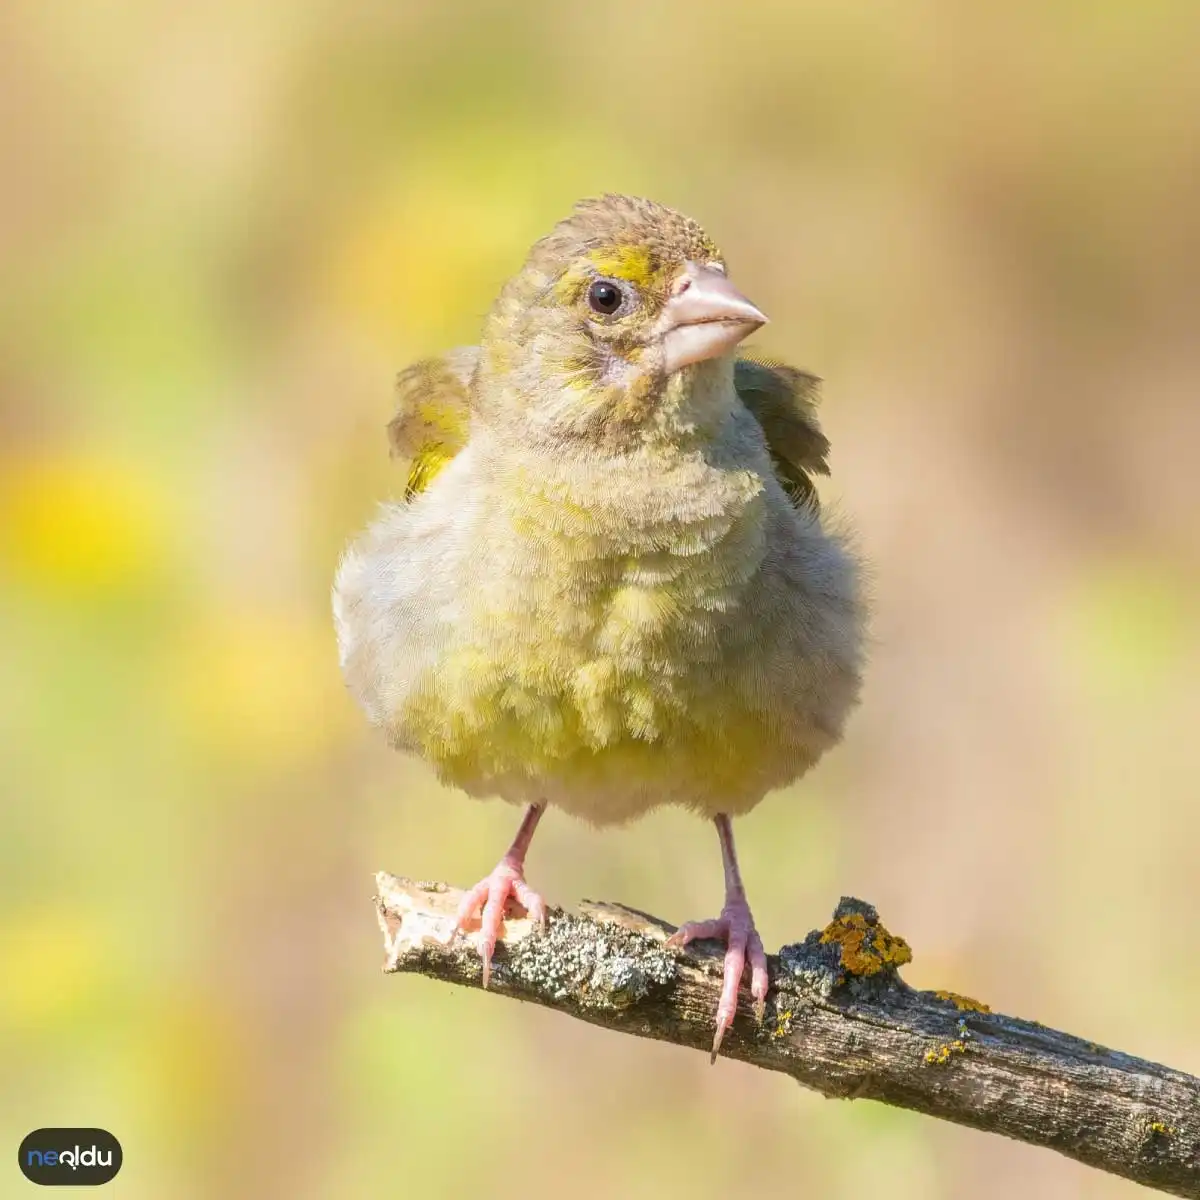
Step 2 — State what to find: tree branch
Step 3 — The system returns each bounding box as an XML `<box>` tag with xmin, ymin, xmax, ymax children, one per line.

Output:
<box><xmin>374</xmin><ymin>872</ymin><xmax>1200</xmax><ymax>1197</ymax></box>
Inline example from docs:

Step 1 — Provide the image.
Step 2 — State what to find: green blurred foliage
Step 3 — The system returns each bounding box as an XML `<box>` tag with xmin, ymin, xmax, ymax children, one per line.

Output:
<box><xmin>2</xmin><ymin>1</ymin><xmax>1198</xmax><ymax>1197</ymax></box>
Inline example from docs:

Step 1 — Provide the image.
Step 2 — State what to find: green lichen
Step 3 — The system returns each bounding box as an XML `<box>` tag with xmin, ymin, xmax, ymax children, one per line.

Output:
<box><xmin>924</xmin><ymin>1039</ymin><xmax>967</xmax><ymax>1065</ymax></box>
<box><xmin>496</xmin><ymin>910</ymin><xmax>676</xmax><ymax>1010</ymax></box>
<box><xmin>933</xmin><ymin>989</ymin><xmax>989</xmax><ymax>1013</ymax></box>
<box><xmin>772</xmin><ymin>1005</ymin><xmax>796</xmax><ymax>1039</ymax></box>
<box><xmin>778</xmin><ymin>930</ymin><xmax>845</xmax><ymax>999</ymax></box>
<box><xmin>1139</xmin><ymin>1118</ymin><xmax>1176</xmax><ymax>1145</ymax></box>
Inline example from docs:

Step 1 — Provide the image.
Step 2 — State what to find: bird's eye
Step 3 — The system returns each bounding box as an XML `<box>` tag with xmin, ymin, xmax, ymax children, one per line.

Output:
<box><xmin>587</xmin><ymin>279</ymin><xmax>624</xmax><ymax>316</ymax></box>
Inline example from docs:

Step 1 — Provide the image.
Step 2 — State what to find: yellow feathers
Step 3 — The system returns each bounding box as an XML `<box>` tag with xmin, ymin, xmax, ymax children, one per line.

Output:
<box><xmin>335</xmin><ymin>197</ymin><xmax>866</xmax><ymax>1051</ymax></box>
<box><xmin>388</xmin><ymin>347</ymin><xmax>476</xmax><ymax>499</ymax></box>
<box><xmin>583</xmin><ymin>244</ymin><xmax>657</xmax><ymax>289</ymax></box>
<box><xmin>553</xmin><ymin>245</ymin><xmax>661</xmax><ymax>306</ymax></box>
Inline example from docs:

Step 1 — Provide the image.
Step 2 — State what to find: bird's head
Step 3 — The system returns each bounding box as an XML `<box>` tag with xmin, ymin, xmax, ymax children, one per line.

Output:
<box><xmin>476</xmin><ymin>194</ymin><xmax>768</xmax><ymax>447</ymax></box>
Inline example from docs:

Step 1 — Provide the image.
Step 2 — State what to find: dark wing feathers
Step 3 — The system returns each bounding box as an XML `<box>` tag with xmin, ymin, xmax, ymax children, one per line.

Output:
<box><xmin>733</xmin><ymin>356</ymin><xmax>830</xmax><ymax>511</ymax></box>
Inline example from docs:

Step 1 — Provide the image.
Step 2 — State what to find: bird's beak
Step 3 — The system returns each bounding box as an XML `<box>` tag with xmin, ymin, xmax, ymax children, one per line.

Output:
<box><xmin>659</xmin><ymin>263</ymin><xmax>768</xmax><ymax>374</ymax></box>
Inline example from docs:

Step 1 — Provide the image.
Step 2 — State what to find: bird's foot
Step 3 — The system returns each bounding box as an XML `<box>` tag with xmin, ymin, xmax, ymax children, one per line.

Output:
<box><xmin>449</xmin><ymin>859</ymin><xmax>547</xmax><ymax>988</ymax></box>
<box><xmin>668</xmin><ymin>895</ymin><xmax>769</xmax><ymax>1062</ymax></box>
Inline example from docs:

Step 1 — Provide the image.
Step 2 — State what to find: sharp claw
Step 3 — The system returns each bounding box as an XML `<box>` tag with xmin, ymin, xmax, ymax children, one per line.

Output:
<box><xmin>512</xmin><ymin>880</ymin><xmax>548</xmax><ymax>931</ymax></box>
<box><xmin>710</xmin><ymin>1023</ymin><xmax>726</xmax><ymax>1064</ymax></box>
<box><xmin>677</xmin><ymin>894</ymin><xmax>771</xmax><ymax>1058</ymax></box>
<box><xmin>455</xmin><ymin>862</ymin><xmax>546</xmax><ymax>988</ymax></box>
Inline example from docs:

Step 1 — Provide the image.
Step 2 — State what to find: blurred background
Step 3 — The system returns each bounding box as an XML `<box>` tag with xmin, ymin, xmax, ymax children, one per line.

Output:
<box><xmin>3</xmin><ymin>1</ymin><xmax>1198</xmax><ymax>1196</ymax></box>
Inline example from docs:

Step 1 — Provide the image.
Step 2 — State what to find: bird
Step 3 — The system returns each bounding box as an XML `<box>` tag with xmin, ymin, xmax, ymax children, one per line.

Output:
<box><xmin>333</xmin><ymin>194</ymin><xmax>865</xmax><ymax>1058</ymax></box>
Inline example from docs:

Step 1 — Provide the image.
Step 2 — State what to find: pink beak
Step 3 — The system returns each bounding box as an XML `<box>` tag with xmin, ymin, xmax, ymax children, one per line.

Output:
<box><xmin>659</xmin><ymin>262</ymin><xmax>768</xmax><ymax>374</ymax></box>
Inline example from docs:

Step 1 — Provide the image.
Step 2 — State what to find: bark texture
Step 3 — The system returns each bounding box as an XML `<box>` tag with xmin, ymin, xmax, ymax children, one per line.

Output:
<box><xmin>375</xmin><ymin>872</ymin><xmax>1200</xmax><ymax>1197</ymax></box>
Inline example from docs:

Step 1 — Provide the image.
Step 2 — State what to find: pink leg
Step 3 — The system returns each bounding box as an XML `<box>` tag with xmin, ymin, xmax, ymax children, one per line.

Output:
<box><xmin>667</xmin><ymin>814</ymin><xmax>770</xmax><ymax>1061</ymax></box>
<box><xmin>451</xmin><ymin>804</ymin><xmax>547</xmax><ymax>988</ymax></box>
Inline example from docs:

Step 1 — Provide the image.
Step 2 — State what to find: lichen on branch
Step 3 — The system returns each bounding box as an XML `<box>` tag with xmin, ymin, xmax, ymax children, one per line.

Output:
<box><xmin>374</xmin><ymin>872</ymin><xmax>1200</xmax><ymax>1199</ymax></box>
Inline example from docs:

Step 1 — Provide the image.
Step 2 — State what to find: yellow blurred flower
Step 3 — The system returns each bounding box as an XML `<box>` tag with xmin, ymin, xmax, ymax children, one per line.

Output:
<box><xmin>0</xmin><ymin>905</ymin><xmax>115</xmax><ymax>1034</ymax></box>
<box><xmin>0</xmin><ymin>450</ymin><xmax>170</xmax><ymax>599</ymax></box>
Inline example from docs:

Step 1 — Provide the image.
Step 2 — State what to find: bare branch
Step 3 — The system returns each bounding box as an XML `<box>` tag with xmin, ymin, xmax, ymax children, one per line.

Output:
<box><xmin>374</xmin><ymin>872</ymin><xmax>1200</xmax><ymax>1197</ymax></box>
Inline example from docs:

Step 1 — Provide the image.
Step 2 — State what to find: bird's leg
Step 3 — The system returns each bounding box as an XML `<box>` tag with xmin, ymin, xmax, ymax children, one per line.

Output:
<box><xmin>451</xmin><ymin>803</ymin><xmax>547</xmax><ymax>988</ymax></box>
<box><xmin>667</xmin><ymin>813</ymin><xmax>770</xmax><ymax>1061</ymax></box>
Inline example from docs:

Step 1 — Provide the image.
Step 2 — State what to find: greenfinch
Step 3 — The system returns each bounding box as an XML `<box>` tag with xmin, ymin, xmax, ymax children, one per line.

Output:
<box><xmin>334</xmin><ymin>194</ymin><xmax>865</xmax><ymax>1056</ymax></box>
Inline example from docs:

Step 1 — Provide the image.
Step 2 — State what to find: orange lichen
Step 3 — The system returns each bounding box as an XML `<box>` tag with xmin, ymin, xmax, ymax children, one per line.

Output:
<box><xmin>933</xmin><ymin>990</ymin><xmax>990</xmax><ymax>1014</ymax></box>
<box><xmin>924</xmin><ymin>1040</ymin><xmax>967</xmax><ymax>1065</ymax></box>
<box><xmin>819</xmin><ymin>911</ymin><xmax>912</xmax><ymax>977</ymax></box>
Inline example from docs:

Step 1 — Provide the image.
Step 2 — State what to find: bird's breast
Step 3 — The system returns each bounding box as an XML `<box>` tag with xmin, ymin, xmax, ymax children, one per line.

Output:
<box><xmin>391</xmin><ymin>442</ymin><xmax>837</xmax><ymax>818</ymax></box>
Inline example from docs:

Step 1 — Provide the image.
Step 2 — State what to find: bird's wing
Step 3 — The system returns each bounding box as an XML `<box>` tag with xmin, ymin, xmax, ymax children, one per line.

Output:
<box><xmin>387</xmin><ymin>346</ymin><xmax>478</xmax><ymax>499</ymax></box>
<box><xmin>388</xmin><ymin>347</ymin><xmax>830</xmax><ymax>508</ymax></box>
<box><xmin>734</xmin><ymin>355</ymin><xmax>830</xmax><ymax>511</ymax></box>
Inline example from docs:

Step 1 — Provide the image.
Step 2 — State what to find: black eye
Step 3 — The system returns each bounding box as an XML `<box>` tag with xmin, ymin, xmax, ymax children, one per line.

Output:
<box><xmin>587</xmin><ymin>279</ymin><xmax>624</xmax><ymax>315</ymax></box>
